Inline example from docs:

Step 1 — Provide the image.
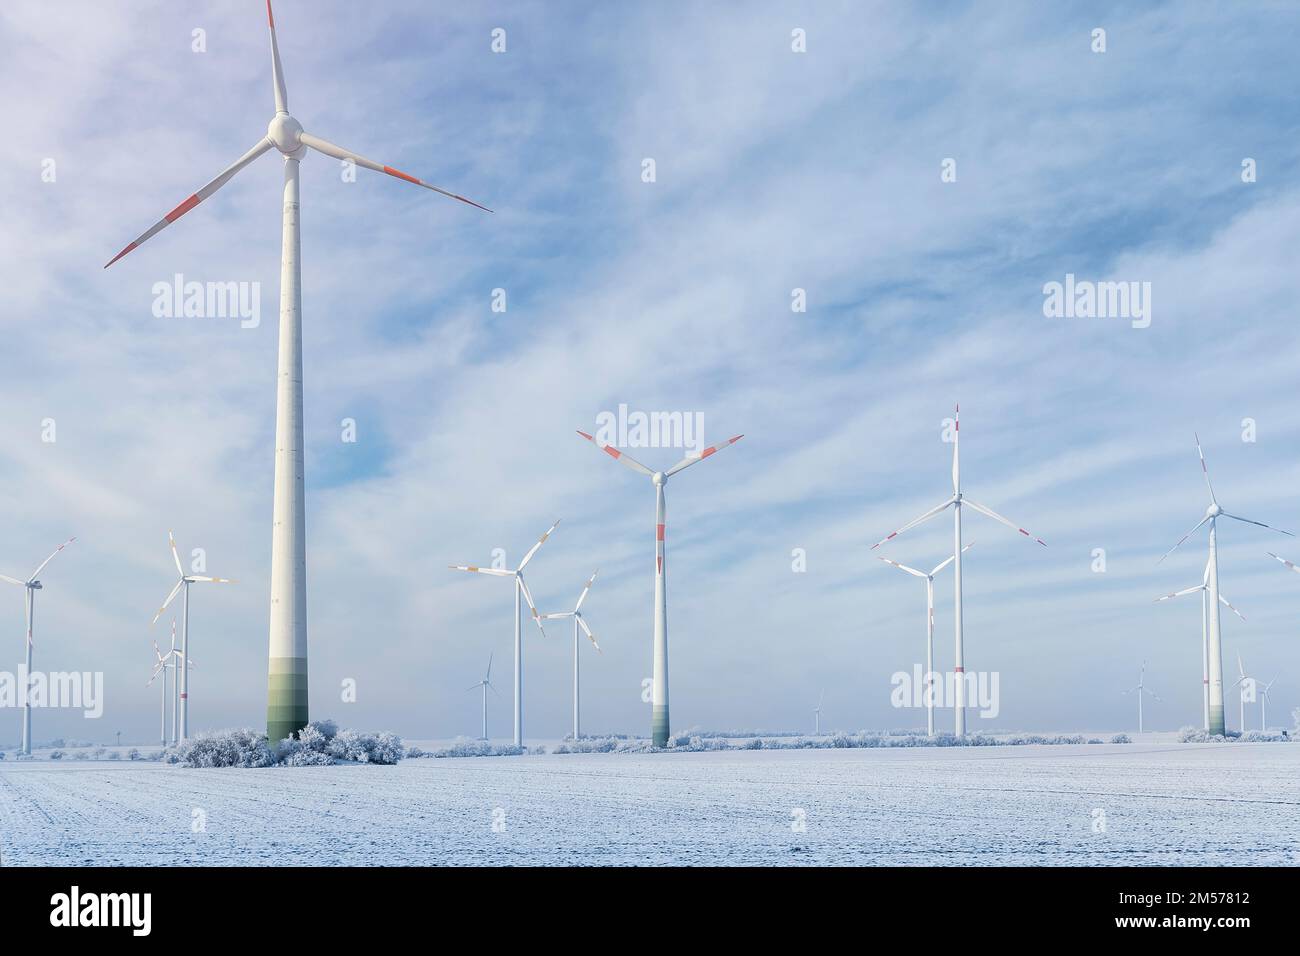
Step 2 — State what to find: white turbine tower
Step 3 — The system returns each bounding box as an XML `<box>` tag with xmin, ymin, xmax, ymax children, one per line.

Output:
<box><xmin>814</xmin><ymin>691</ymin><xmax>823</xmax><ymax>735</ymax></box>
<box><xmin>466</xmin><ymin>653</ymin><xmax>499</xmax><ymax>741</ymax></box>
<box><xmin>541</xmin><ymin>571</ymin><xmax>601</xmax><ymax>741</ymax></box>
<box><xmin>1259</xmin><ymin>676</ymin><xmax>1278</xmax><ymax>732</ymax></box>
<box><xmin>105</xmin><ymin>1</ymin><xmax>489</xmax><ymax>744</ymax></box>
<box><xmin>149</xmin><ymin>532</ymin><xmax>235</xmax><ymax>742</ymax></box>
<box><xmin>449</xmin><ymin>520</ymin><xmax>558</xmax><ymax>747</ymax></box>
<box><xmin>0</xmin><ymin>537</ymin><xmax>76</xmax><ymax>755</ymax></box>
<box><xmin>1231</xmin><ymin>652</ymin><xmax>1258</xmax><ymax>733</ymax></box>
<box><xmin>577</xmin><ymin>430</ymin><xmax>744</xmax><ymax>747</ymax></box>
<box><xmin>1154</xmin><ymin>557</ymin><xmax>1246</xmax><ymax>731</ymax></box>
<box><xmin>878</xmin><ymin>542</ymin><xmax>974</xmax><ymax>735</ymax></box>
<box><xmin>870</xmin><ymin>406</ymin><xmax>1047</xmax><ymax>736</ymax></box>
<box><xmin>1121</xmin><ymin>661</ymin><xmax>1161</xmax><ymax>733</ymax></box>
<box><xmin>1157</xmin><ymin>435</ymin><xmax>1292</xmax><ymax>735</ymax></box>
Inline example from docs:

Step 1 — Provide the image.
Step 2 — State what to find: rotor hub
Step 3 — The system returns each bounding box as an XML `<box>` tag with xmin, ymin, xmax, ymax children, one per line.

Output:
<box><xmin>1207</xmin><ymin>503</ymin><xmax>1222</xmax><ymax>517</ymax></box>
<box><xmin>267</xmin><ymin>113</ymin><xmax>304</xmax><ymax>155</ymax></box>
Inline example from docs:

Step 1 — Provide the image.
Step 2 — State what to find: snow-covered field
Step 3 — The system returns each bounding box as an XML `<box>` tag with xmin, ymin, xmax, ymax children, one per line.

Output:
<box><xmin>2</xmin><ymin>742</ymin><xmax>1298</xmax><ymax>865</ymax></box>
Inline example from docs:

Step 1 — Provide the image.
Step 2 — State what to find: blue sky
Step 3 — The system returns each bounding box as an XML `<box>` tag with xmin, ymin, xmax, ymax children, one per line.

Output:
<box><xmin>2</xmin><ymin>0</ymin><xmax>1300</xmax><ymax>745</ymax></box>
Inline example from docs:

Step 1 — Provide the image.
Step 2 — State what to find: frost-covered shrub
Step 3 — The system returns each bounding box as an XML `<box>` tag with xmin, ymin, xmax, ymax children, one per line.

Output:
<box><xmin>743</xmin><ymin>737</ymin><xmax>764</xmax><ymax>750</ymax></box>
<box><xmin>0</xmin><ymin>751</ymin><xmax>5</xmax><ymax>760</ymax></box>
<box><xmin>326</xmin><ymin>729</ymin><xmax>404</xmax><ymax>765</ymax></box>
<box><xmin>48</xmin><ymin>750</ymin><xmax>64</xmax><ymax>760</ymax></box>
<box><xmin>405</xmin><ymin>746</ymin><xmax>424</xmax><ymax>759</ymax></box>
<box><xmin>1110</xmin><ymin>734</ymin><xmax>1132</xmax><ymax>744</ymax></box>
<box><xmin>92</xmin><ymin>746</ymin><xmax>107</xmax><ymax>759</ymax></box>
<box><xmin>429</xmin><ymin>737</ymin><xmax>525</xmax><ymax>758</ymax></box>
<box><xmin>178</xmin><ymin>729</ymin><xmax>276</xmax><ymax>768</ymax></box>
<box><xmin>274</xmin><ymin>719</ymin><xmax>340</xmax><ymax>765</ymax></box>
<box><xmin>108</xmin><ymin>751</ymin><xmax>121</xmax><ymax>760</ymax></box>
<box><xmin>127</xmin><ymin>748</ymin><xmax>140</xmax><ymax>761</ymax></box>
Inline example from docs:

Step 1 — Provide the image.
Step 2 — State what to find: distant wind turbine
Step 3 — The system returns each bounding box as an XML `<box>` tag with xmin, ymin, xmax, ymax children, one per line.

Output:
<box><xmin>0</xmin><ymin>537</ymin><xmax>76</xmax><ymax>755</ymax></box>
<box><xmin>466</xmin><ymin>653</ymin><xmax>499</xmax><ymax>741</ymax></box>
<box><xmin>878</xmin><ymin>542</ymin><xmax>974</xmax><ymax>735</ymax></box>
<box><xmin>870</xmin><ymin>406</ymin><xmax>1047</xmax><ymax>736</ymax></box>
<box><xmin>1157</xmin><ymin>435</ymin><xmax>1291</xmax><ymax>735</ymax></box>
<box><xmin>1154</xmin><ymin>557</ymin><xmax>1245</xmax><ymax>731</ymax></box>
<box><xmin>814</xmin><ymin>691</ymin><xmax>823</xmax><ymax>735</ymax></box>
<box><xmin>1121</xmin><ymin>661</ymin><xmax>1161</xmax><ymax>733</ymax></box>
<box><xmin>150</xmin><ymin>532</ymin><xmax>235</xmax><ymax>742</ymax></box>
<box><xmin>449</xmin><ymin>520</ymin><xmax>558</xmax><ymax>747</ymax></box>
<box><xmin>541</xmin><ymin>571</ymin><xmax>601</xmax><ymax>741</ymax></box>
<box><xmin>1260</xmin><ymin>675</ymin><xmax>1278</xmax><ymax>732</ymax></box>
<box><xmin>577</xmin><ymin>430</ymin><xmax>743</xmax><ymax>747</ymax></box>
<box><xmin>1232</xmin><ymin>652</ymin><xmax>1258</xmax><ymax>733</ymax></box>
<box><xmin>105</xmin><ymin>0</ymin><xmax>490</xmax><ymax>746</ymax></box>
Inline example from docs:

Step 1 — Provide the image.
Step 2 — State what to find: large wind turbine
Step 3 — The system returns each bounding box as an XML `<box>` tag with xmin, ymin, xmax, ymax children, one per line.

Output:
<box><xmin>147</xmin><ymin>635</ymin><xmax>171</xmax><ymax>746</ymax></box>
<box><xmin>449</xmin><ymin>520</ymin><xmax>558</xmax><ymax>747</ymax></box>
<box><xmin>105</xmin><ymin>1</ymin><xmax>489</xmax><ymax>744</ymax></box>
<box><xmin>466</xmin><ymin>653</ymin><xmax>499</xmax><ymax>741</ymax></box>
<box><xmin>541</xmin><ymin>571</ymin><xmax>601</xmax><ymax>740</ymax></box>
<box><xmin>1121</xmin><ymin>661</ymin><xmax>1161</xmax><ymax>733</ymax></box>
<box><xmin>150</xmin><ymin>532</ymin><xmax>235</xmax><ymax>742</ymax></box>
<box><xmin>577</xmin><ymin>430</ymin><xmax>743</xmax><ymax>747</ymax></box>
<box><xmin>878</xmin><ymin>542</ymin><xmax>974</xmax><ymax>735</ymax></box>
<box><xmin>1157</xmin><ymin>435</ymin><xmax>1291</xmax><ymax>735</ymax></box>
<box><xmin>1</xmin><ymin>538</ymin><xmax>76</xmax><ymax>754</ymax></box>
<box><xmin>1154</xmin><ymin>557</ymin><xmax>1245</xmax><ymax>730</ymax></box>
<box><xmin>870</xmin><ymin>406</ymin><xmax>1046</xmax><ymax>736</ymax></box>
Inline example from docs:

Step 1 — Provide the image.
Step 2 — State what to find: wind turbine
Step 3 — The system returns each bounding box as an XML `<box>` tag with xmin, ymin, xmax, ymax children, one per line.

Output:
<box><xmin>1157</xmin><ymin>434</ymin><xmax>1292</xmax><ymax>735</ymax></box>
<box><xmin>1231</xmin><ymin>652</ymin><xmax>1258</xmax><ymax>733</ymax></box>
<box><xmin>1121</xmin><ymin>661</ymin><xmax>1161</xmax><ymax>733</ymax></box>
<box><xmin>0</xmin><ymin>537</ymin><xmax>76</xmax><ymax>755</ymax></box>
<box><xmin>449</xmin><ymin>520</ymin><xmax>558</xmax><ymax>747</ymax></box>
<box><xmin>878</xmin><ymin>542</ymin><xmax>974</xmax><ymax>735</ymax></box>
<box><xmin>814</xmin><ymin>691</ymin><xmax>823</xmax><ymax>735</ymax></box>
<box><xmin>577</xmin><ymin>430</ymin><xmax>744</xmax><ymax>747</ymax></box>
<box><xmin>105</xmin><ymin>1</ymin><xmax>490</xmax><ymax>745</ymax></box>
<box><xmin>869</xmin><ymin>406</ymin><xmax>1046</xmax><ymax>736</ymax></box>
<box><xmin>1154</xmin><ymin>557</ymin><xmax>1246</xmax><ymax>731</ymax></box>
<box><xmin>1259</xmin><ymin>675</ymin><xmax>1278</xmax><ymax>731</ymax></box>
<box><xmin>466</xmin><ymin>652</ymin><xmax>499</xmax><ymax>741</ymax></box>
<box><xmin>541</xmin><ymin>571</ymin><xmax>601</xmax><ymax>740</ymax></box>
<box><xmin>150</xmin><ymin>532</ymin><xmax>235</xmax><ymax>742</ymax></box>
<box><xmin>147</xmin><ymin>635</ymin><xmax>171</xmax><ymax>746</ymax></box>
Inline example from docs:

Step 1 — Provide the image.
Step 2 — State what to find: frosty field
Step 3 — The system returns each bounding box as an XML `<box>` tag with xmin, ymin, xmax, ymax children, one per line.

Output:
<box><xmin>2</xmin><ymin>743</ymin><xmax>1298</xmax><ymax>866</ymax></box>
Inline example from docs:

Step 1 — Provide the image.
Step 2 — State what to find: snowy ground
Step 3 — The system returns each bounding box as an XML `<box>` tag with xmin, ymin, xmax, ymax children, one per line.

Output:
<box><xmin>2</xmin><ymin>742</ymin><xmax>1298</xmax><ymax>865</ymax></box>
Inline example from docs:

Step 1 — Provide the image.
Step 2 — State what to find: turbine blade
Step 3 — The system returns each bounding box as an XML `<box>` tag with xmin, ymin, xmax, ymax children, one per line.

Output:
<box><xmin>168</xmin><ymin>531</ymin><xmax>184</xmax><ymax>576</ymax></box>
<box><xmin>266</xmin><ymin>0</ymin><xmax>288</xmax><ymax>113</ymax></box>
<box><xmin>1266</xmin><ymin>551</ymin><xmax>1300</xmax><ymax>575</ymax></box>
<box><xmin>574</xmin><ymin>569</ymin><xmax>598</xmax><ymax>611</ymax></box>
<box><xmin>1218</xmin><ymin>594</ymin><xmax>1246</xmax><ymax>621</ymax></box>
<box><xmin>518</xmin><ymin>519</ymin><xmax>561</xmax><ymax>571</ymax></box>
<box><xmin>577</xmin><ymin>614</ymin><xmax>600</xmax><ymax>652</ymax></box>
<box><xmin>540</xmin><ymin>612</ymin><xmax>572</xmax><ymax>621</ymax></box>
<box><xmin>516</xmin><ymin>575</ymin><xmax>547</xmax><ymax>637</ymax></box>
<box><xmin>28</xmin><ymin>536</ymin><xmax>76</xmax><ymax>581</ymax></box>
<box><xmin>485</xmin><ymin>651</ymin><xmax>493</xmax><ymax>683</ymax></box>
<box><xmin>298</xmin><ymin>132</ymin><xmax>491</xmax><ymax>212</ymax></box>
<box><xmin>962</xmin><ymin>499</ymin><xmax>1047</xmax><ymax>546</ymax></box>
<box><xmin>1194</xmin><ymin>433</ymin><xmax>1217</xmax><ymax>505</ymax></box>
<box><xmin>951</xmin><ymin>404</ymin><xmax>960</xmax><ymax>494</ymax></box>
<box><xmin>104</xmin><ymin>138</ymin><xmax>274</xmax><ymax>267</ymax></box>
<box><xmin>1202</xmin><ymin>556</ymin><xmax>1211</xmax><ymax>588</ymax></box>
<box><xmin>929</xmin><ymin>541</ymin><xmax>974</xmax><ymax>577</ymax></box>
<box><xmin>1222</xmin><ymin>512</ymin><xmax>1294</xmax><ymax>537</ymax></box>
<box><xmin>1154</xmin><ymin>585</ymin><xmax>1205</xmax><ymax>603</ymax></box>
<box><xmin>189</xmin><ymin>575</ymin><xmax>236</xmax><ymax>584</ymax></box>
<box><xmin>447</xmin><ymin>565</ymin><xmax>514</xmax><ymax>577</ymax></box>
<box><xmin>151</xmin><ymin>580</ymin><xmax>184</xmax><ymax>625</ymax></box>
<box><xmin>877</xmin><ymin>556</ymin><xmax>927</xmax><ymax>578</ymax></box>
<box><xmin>0</xmin><ymin>573</ymin><xmax>24</xmax><ymax>587</ymax></box>
<box><xmin>664</xmin><ymin>434</ymin><xmax>745</xmax><ymax>477</ymax></box>
<box><xmin>868</xmin><ymin>497</ymin><xmax>954</xmax><ymax>550</ymax></box>
<box><xmin>575</xmin><ymin>430</ymin><xmax>654</xmax><ymax>477</ymax></box>
<box><xmin>1156</xmin><ymin>515</ymin><xmax>1210</xmax><ymax>564</ymax></box>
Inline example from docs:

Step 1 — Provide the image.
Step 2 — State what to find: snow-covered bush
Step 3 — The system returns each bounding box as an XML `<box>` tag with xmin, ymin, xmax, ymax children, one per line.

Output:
<box><xmin>326</xmin><ymin>729</ymin><xmax>404</xmax><ymax>764</ymax></box>
<box><xmin>178</xmin><ymin>729</ymin><xmax>276</xmax><ymax>768</ymax></box>
<box><xmin>127</xmin><ymin>748</ymin><xmax>140</xmax><ymax>761</ymax></box>
<box><xmin>48</xmin><ymin>750</ymin><xmax>64</xmax><ymax>759</ymax></box>
<box><xmin>108</xmin><ymin>751</ymin><xmax>121</xmax><ymax>760</ymax></box>
<box><xmin>427</xmin><ymin>737</ymin><xmax>525</xmax><ymax>758</ymax></box>
<box><xmin>1110</xmin><ymin>734</ymin><xmax>1132</xmax><ymax>744</ymax></box>
<box><xmin>405</xmin><ymin>745</ymin><xmax>424</xmax><ymax>759</ymax></box>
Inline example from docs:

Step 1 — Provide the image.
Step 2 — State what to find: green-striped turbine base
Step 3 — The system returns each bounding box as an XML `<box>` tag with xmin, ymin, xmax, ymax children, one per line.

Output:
<box><xmin>268</xmin><ymin>656</ymin><xmax>308</xmax><ymax>743</ymax></box>
<box><xmin>1208</xmin><ymin>703</ymin><xmax>1225</xmax><ymax>738</ymax></box>
<box><xmin>652</xmin><ymin>705</ymin><xmax>670</xmax><ymax>748</ymax></box>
